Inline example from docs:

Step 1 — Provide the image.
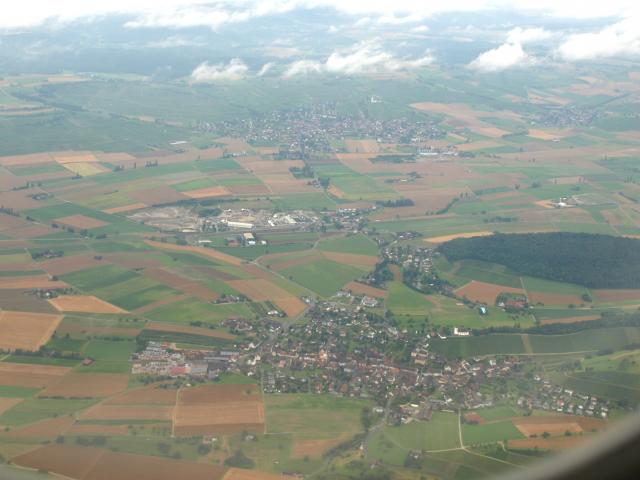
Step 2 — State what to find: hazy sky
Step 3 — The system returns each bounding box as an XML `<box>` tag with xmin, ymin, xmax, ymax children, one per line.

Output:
<box><xmin>0</xmin><ymin>0</ymin><xmax>637</xmax><ymax>30</ymax></box>
<box><xmin>1</xmin><ymin>1</ymin><xmax>639</xmax><ymax>77</ymax></box>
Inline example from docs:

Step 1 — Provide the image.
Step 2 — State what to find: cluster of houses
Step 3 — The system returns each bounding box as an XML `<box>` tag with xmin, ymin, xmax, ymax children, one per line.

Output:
<box><xmin>518</xmin><ymin>379</ymin><xmax>610</xmax><ymax>419</ymax></box>
<box><xmin>195</xmin><ymin>102</ymin><xmax>446</xmax><ymax>157</ymax></box>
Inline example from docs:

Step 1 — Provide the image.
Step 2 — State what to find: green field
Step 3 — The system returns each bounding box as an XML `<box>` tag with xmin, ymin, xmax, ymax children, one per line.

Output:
<box><xmin>556</xmin><ymin>371</ymin><xmax>640</xmax><ymax>403</ymax></box>
<box><xmin>266</xmin><ymin>394</ymin><xmax>369</xmax><ymax>440</ymax></box>
<box><xmin>318</xmin><ymin>233</ymin><xmax>379</xmax><ymax>255</ymax></box>
<box><xmin>368</xmin><ymin>412</ymin><xmax>460</xmax><ymax>465</ymax></box>
<box><xmin>462</xmin><ymin>420</ymin><xmax>524</xmax><ymax>445</ymax></box>
<box><xmin>0</xmin><ymin>398</ymin><xmax>97</xmax><ymax>426</ymax></box>
<box><xmin>431</xmin><ymin>327</ymin><xmax>640</xmax><ymax>359</ymax></box>
<box><xmin>386</xmin><ymin>282</ymin><xmax>433</xmax><ymax>315</ymax></box>
<box><xmin>79</xmin><ymin>339</ymin><xmax>137</xmax><ymax>373</ymax></box>
<box><xmin>280</xmin><ymin>258</ymin><xmax>366</xmax><ymax>297</ymax></box>
<box><xmin>145</xmin><ymin>298</ymin><xmax>254</xmax><ymax>325</ymax></box>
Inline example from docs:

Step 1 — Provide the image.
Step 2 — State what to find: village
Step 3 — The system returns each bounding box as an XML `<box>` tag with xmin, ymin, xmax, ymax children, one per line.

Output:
<box><xmin>196</xmin><ymin>102</ymin><xmax>447</xmax><ymax>158</ymax></box>
<box><xmin>129</xmin><ymin>298</ymin><xmax>611</xmax><ymax>427</ymax></box>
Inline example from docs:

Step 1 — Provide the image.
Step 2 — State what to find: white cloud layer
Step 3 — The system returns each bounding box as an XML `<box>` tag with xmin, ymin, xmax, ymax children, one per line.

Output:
<box><xmin>190</xmin><ymin>58</ymin><xmax>249</xmax><ymax>82</ymax></box>
<box><xmin>467</xmin><ymin>25</ymin><xmax>555</xmax><ymax>72</ymax></box>
<box><xmin>0</xmin><ymin>1</ymin><xmax>638</xmax><ymax>31</ymax></box>
<box><xmin>257</xmin><ymin>62</ymin><xmax>275</xmax><ymax>76</ymax></box>
<box><xmin>506</xmin><ymin>27</ymin><xmax>554</xmax><ymax>44</ymax></box>
<box><xmin>468</xmin><ymin>41</ymin><xmax>532</xmax><ymax>72</ymax></box>
<box><xmin>283</xmin><ymin>42</ymin><xmax>433</xmax><ymax>77</ymax></box>
<box><xmin>556</xmin><ymin>15</ymin><xmax>640</xmax><ymax>60</ymax></box>
<box><xmin>282</xmin><ymin>59</ymin><xmax>324</xmax><ymax>78</ymax></box>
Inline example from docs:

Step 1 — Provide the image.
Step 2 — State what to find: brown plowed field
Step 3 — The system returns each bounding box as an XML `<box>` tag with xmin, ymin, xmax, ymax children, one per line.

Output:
<box><xmin>344</xmin><ymin>281</ymin><xmax>387</xmax><ymax>298</ymax></box>
<box><xmin>261</xmin><ymin>175</ymin><xmax>315</xmax><ymax>194</ymax></box>
<box><xmin>4</xmin><ymin>416</ymin><xmax>75</xmax><ymax>439</ymax></box>
<box><xmin>144</xmin><ymin>322</ymin><xmax>235</xmax><ymax>340</ymax></box>
<box><xmin>0</xmin><ymin>310</ymin><xmax>64</xmax><ymax>351</ymax></box>
<box><xmin>508</xmin><ymin>435</ymin><xmax>588</xmax><ymax>450</ymax></box>
<box><xmin>55</xmin><ymin>214</ymin><xmax>108</xmax><ymax>229</ymax></box>
<box><xmin>174</xmin><ymin>384</ymin><xmax>265</xmax><ymax>436</ymax></box>
<box><xmin>0</xmin><ymin>275</ymin><xmax>67</xmax><ymax>289</ymax></box>
<box><xmin>463</xmin><ymin>413</ymin><xmax>486</xmax><ymax>425</ymax></box>
<box><xmin>49</xmin><ymin>295</ymin><xmax>127</xmax><ymax>314</ymax></box>
<box><xmin>105</xmin><ymin>384</ymin><xmax>178</xmax><ymax>406</ymax></box>
<box><xmin>238</xmin><ymin>264</ymin><xmax>270</xmax><ymax>279</ymax></box>
<box><xmin>226</xmin><ymin>279</ymin><xmax>291</xmax><ymax>302</ymax></box>
<box><xmin>102</xmin><ymin>203</ymin><xmax>147</xmax><ymax>214</ymax></box>
<box><xmin>8</xmin><ymin>224</ymin><xmax>54</xmax><ymax>238</ymax></box>
<box><xmin>455</xmin><ymin>281</ymin><xmax>525</xmax><ymax>305</ymax></box>
<box><xmin>85</xmin><ymin>450</ymin><xmax>228</xmax><ymax>480</ymax></box>
<box><xmin>345</xmin><ymin>139</ymin><xmax>379</xmax><ymax>154</ymax></box>
<box><xmin>13</xmin><ymin>444</ymin><xmax>228</xmax><ymax>480</ymax></box>
<box><xmin>292</xmin><ymin>437</ymin><xmax>346</xmax><ymax>459</ymax></box>
<box><xmin>0</xmin><ymin>290</ymin><xmax>59</xmax><ymax>314</ymax></box>
<box><xmin>0</xmin><ymin>152</ymin><xmax>54</xmax><ymax>167</ymax></box>
<box><xmin>274</xmin><ymin>297</ymin><xmax>307</xmax><ymax>317</ymax></box>
<box><xmin>179</xmin><ymin>384</ymin><xmax>260</xmax><ymax>404</ymax></box>
<box><xmin>0</xmin><ymin>398</ymin><xmax>22</xmax><ymax>415</ymax></box>
<box><xmin>0</xmin><ymin>362</ymin><xmax>70</xmax><ymax>388</ymax></box>
<box><xmin>12</xmin><ymin>444</ymin><xmax>105</xmax><ymax>479</ymax></box>
<box><xmin>513</xmin><ymin>415</ymin><xmax>606</xmax><ymax>437</ymax></box>
<box><xmin>593</xmin><ymin>289</ymin><xmax>640</xmax><ymax>302</ymax></box>
<box><xmin>321</xmin><ymin>251</ymin><xmax>378</xmax><ymax>267</ymax></box>
<box><xmin>129</xmin><ymin>185</ymin><xmax>189</xmax><ymax>205</ymax></box>
<box><xmin>173</xmin><ymin>403</ymin><xmax>265</xmax><ymax>436</ymax></box>
<box><xmin>227</xmin><ymin>184</ymin><xmax>271</xmax><ymax>195</ymax></box>
<box><xmin>42</xmin><ymin>254</ymin><xmax>107</xmax><ymax>276</ymax></box>
<box><xmin>0</xmin><ymin>190</ymin><xmax>43</xmax><ymax>210</ymax></box>
<box><xmin>145</xmin><ymin>240</ymin><xmax>243</xmax><ymax>266</ymax></box>
<box><xmin>39</xmin><ymin>373</ymin><xmax>129</xmax><ymax>398</ymax></box>
<box><xmin>226</xmin><ymin>278</ymin><xmax>305</xmax><ymax>316</ymax></box>
<box><xmin>224</xmin><ymin>468</ymin><xmax>287</xmax><ymax>480</ymax></box>
<box><xmin>183</xmin><ymin>186</ymin><xmax>231</xmax><ymax>199</ymax></box>
<box><xmin>527</xmin><ymin>291</ymin><xmax>583</xmax><ymax>306</ymax></box>
<box><xmin>327</xmin><ymin>185</ymin><xmax>346</xmax><ymax>198</ymax></box>
<box><xmin>81</xmin><ymin>404</ymin><xmax>173</xmax><ymax>422</ymax></box>
<box><xmin>540</xmin><ymin>315</ymin><xmax>600</xmax><ymax>325</ymax></box>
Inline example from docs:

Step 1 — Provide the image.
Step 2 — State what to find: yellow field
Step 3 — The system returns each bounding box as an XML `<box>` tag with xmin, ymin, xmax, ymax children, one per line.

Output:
<box><xmin>62</xmin><ymin>162</ymin><xmax>109</xmax><ymax>176</ymax></box>
<box><xmin>424</xmin><ymin>231</ymin><xmax>494</xmax><ymax>243</ymax></box>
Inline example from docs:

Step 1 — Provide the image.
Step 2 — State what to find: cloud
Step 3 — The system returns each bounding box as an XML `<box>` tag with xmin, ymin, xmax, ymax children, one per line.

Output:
<box><xmin>506</xmin><ymin>26</ymin><xmax>554</xmax><ymax>44</ymax></box>
<box><xmin>1</xmin><ymin>1</ymin><xmax>638</xmax><ymax>32</ymax></box>
<box><xmin>556</xmin><ymin>15</ymin><xmax>640</xmax><ymax>60</ymax></box>
<box><xmin>282</xmin><ymin>59</ymin><xmax>323</xmax><ymax>78</ymax></box>
<box><xmin>147</xmin><ymin>35</ymin><xmax>204</xmax><ymax>48</ymax></box>
<box><xmin>284</xmin><ymin>42</ymin><xmax>433</xmax><ymax>77</ymax></box>
<box><xmin>190</xmin><ymin>58</ymin><xmax>249</xmax><ymax>82</ymax></box>
<box><xmin>468</xmin><ymin>41</ymin><xmax>532</xmax><ymax>72</ymax></box>
<box><xmin>411</xmin><ymin>25</ymin><xmax>429</xmax><ymax>33</ymax></box>
<box><xmin>467</xmin><ymin>25</ymin><xmax>553</xmax><ymax>72</ymax></box>
<box><xmin>257</xmin><ymin>62</ymin><xmax>275</xmax><ymax>76</ymax></box>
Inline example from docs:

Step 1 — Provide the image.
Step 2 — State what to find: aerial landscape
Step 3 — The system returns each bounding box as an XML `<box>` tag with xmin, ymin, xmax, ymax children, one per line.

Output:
<box><xmin>1</xmin><ymin>1</ymin><xmax>640</xmax><ymax>479</ymax></box>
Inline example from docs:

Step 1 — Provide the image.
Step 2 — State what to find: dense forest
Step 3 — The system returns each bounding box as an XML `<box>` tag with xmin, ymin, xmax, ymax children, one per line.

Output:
<box><xmin>439</xmin><ymin>232</ymin><xmax>640</xmax><ymax>289</ymax></box>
